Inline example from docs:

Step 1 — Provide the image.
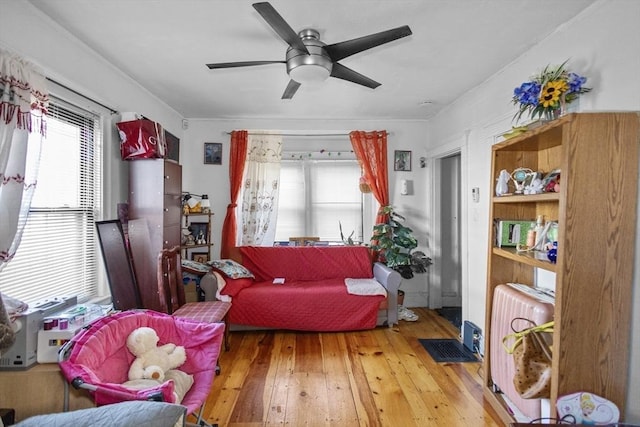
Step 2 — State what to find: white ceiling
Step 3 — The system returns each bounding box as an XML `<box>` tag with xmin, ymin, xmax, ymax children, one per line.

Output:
<box><xmin>28</xmin><ymin>0</ymin><xmax>596</xmax><ymax>120</ymax></box>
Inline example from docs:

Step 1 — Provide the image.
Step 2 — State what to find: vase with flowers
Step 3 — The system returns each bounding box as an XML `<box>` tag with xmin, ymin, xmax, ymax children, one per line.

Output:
<box><xmin>512</xmin><ymin>60</ymin><xmax>591</xmax><ymax>124</ymax></box>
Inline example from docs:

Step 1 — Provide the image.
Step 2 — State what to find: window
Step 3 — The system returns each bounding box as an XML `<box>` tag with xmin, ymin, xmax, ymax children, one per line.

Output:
<box><xmin>0</xmin><ymin>99</ymin><xmax>102</xmax><ymax>304</ymax></box>
<box><xmin>275</xmin><ymin>159</ymin><xmax>369</xmax><ymax>243</ymax></box>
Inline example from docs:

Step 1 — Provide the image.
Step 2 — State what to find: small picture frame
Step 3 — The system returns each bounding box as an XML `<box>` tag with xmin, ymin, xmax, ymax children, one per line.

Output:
<box><xmin>191</xmin><ymin>252</ymin><xmax>209</xmax><ymax>263</ymax></box>
<box><xmin>394</xmin><ymin>150</ymin><xmax>411</xmax><ymax>171</ymax></box>
<box><xmin>204</xmin><ymin>142</ymin><xmax>222</xmax><ymax>165</ymax></box>
<box><xmin>189</xmin><ymin>222</ymin><xmax>209</xmax><ymax>245</ymax></box>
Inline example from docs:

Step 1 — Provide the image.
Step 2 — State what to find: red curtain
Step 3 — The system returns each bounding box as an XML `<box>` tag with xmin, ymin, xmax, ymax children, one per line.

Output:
<box><xmin>349</xmin><ymin>130</ymin><xmax>389</xmax><ymax>224</ymax></box>
<box><xmin>220</xmin><ymin>130</ymin><xmax>248</xmax><ymax>258</ymax></box>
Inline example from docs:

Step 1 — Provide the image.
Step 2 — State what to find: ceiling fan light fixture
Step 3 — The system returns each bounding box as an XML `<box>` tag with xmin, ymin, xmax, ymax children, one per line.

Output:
<box><xmin>289</xmin><ymin>62</ymin><xmax>331</xmax><ymax>84</ymax></box>
<box><xmin>286</xmin><ymin>30</ymin><xmax>333</xmax><ymax>85</ymax></box>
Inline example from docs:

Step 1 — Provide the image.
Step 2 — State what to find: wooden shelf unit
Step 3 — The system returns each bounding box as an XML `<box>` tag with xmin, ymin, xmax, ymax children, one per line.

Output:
<box><xmin>483</xmin><ymin>113</ymin><xmax>639</xmax><ymax>424</ymax></box>
<box><xmin>181</xmin><ymin>211</ymin><xmax>214</xmax><ymax>261</ymax></box>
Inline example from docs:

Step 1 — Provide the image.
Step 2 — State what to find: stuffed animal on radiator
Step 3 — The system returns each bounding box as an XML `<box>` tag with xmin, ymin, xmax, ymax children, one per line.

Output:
<box><xmin>126</xmin><ymin>327</ymin><xmax>186</xmax><ymax>382</ymax></box>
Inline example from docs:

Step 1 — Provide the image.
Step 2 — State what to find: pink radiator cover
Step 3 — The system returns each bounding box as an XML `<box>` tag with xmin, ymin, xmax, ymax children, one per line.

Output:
<box><xmin>490</xmin><ymin>284</ymin><xmax>554</xmax><ymax>420</ymax></box>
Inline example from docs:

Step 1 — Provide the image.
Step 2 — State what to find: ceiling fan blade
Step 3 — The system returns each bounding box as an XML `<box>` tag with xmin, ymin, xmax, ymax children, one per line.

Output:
<box><xmin>330</xmin><ymin>63</ymin><xmax>380</xmax><ymax>89</ymax></box>
<box><xmin>253</xmin><ymin>2</ymin><xmax>309</xmax><ymax>54</ymax></box>
<box><xmin>325</xmin><ymin>25</ymin><xmax>412</xmax><ymax>62</ymax></box>
<box><xmin>281</xmin><ymin>79</ymin><xmax>301</xmax><ymax>99</ymax></box>
<box><xmin>206</xmin><ymin>60</ymin><xmax>285</xmax><ymax>69</ymax></box>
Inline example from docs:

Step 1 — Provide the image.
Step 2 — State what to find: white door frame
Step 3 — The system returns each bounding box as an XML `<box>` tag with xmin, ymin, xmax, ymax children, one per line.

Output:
<box><xmin>427</xmin><ymin>134</ymin><xmax>469</xmax><ymax>310</ymax></box>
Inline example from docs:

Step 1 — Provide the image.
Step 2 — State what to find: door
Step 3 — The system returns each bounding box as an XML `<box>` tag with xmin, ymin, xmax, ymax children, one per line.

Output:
<box><xmin>439</xmin><ymin>153</ymin><xmax>462</xmax><ymax>306</ymax></box>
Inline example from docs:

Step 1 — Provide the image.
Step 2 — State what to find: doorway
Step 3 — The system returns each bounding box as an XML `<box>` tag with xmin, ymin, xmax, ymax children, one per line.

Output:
<box><xmin>439</xmin><ymin>153</ymin><xmax>462</xmax><ymax>307</ymax></box>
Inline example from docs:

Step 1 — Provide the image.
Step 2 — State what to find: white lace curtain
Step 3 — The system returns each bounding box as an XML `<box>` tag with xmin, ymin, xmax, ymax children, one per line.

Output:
<box><xmin>0</xmin><ymin>47</ymin><xmax>48</xmax><ymax>352</ymax></box>
<box><xmin>239</xmin><ymin>133</ymin><xmax>282</xmax><ymax>246</ymax></box>
<box><xmin>0</xmin><ymin>48</ymin><xmax>48</xmax><ymax>267</ymax></box>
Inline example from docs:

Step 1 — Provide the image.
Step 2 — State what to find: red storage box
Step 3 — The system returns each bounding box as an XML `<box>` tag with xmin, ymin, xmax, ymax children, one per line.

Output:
<box><xmin>116</xmin><ymin>119</ymin><xmax>166</xmax><ymax>160</ymax></box>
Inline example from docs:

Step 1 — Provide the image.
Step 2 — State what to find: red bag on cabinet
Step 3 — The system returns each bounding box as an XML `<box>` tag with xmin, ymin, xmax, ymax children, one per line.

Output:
<box><xmin>116</xmin><ymin>119</ymin><xmax>166</xmax><ymax>160</ymax></box>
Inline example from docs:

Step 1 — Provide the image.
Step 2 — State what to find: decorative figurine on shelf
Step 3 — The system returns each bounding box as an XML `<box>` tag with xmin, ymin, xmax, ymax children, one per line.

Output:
<box><xmin>546</xmin><ymin>241</ymin><xmax>558</xmax><ymax>263</ymax></box>
<box><xmin>496</xmin><ymin>169</ymin><xmax>510</xmax><ymax>196</ymax></box>
<box><xmin>189</xmin><ymin>202</ymin><xmax>202</xmax><ymax>214</ymax></box>
<box><xmin>196</xmin><ymin>230</ymin><xmax>206</xmax><ymax>245</ymax></box>
<box><xmin>524</xmin><ymin>172</ymin><xmax>544</xmax><ymax>195</ymax></box>
<box><xmin>511</xmin><ymin>167</ymin><xmax>535</xmax><ymax>194</ymax></box>
<box><xmin>200</xmin><ymin>195</ymin><xmax>211</xmax><ymax>214</ymax></box>
<box><xmin>184</xmin><ymin>226</ymin><xmax>195</xmax><ymax>246</ymax></box>
<box><xmin>181</xmin><ymin>228</ymin><xmax>190</xmax><ymax>245</ymax></box>
<box><xmin>544</xmin><ymin>173</ymin><xmax>560</xmax><ymax>192</ymax></box>
<box><xmin>541</xmin><ymin>169</ymin><xmax>561</xmax><ymax>193</ymax></box>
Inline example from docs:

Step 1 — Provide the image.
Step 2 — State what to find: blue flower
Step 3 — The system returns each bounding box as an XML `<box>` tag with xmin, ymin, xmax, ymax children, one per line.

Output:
<box><xmin>512</xmin><ymin>61</ymin><xmax>592</xmax><ymax>124</ymax></box>
<box><xmin>513</xmin><ymin>81</ymin><xmax>541</xmax><ymax>106</ymax></box>
<box><xmin>567</xmin><ymin>72</ymin><xmax>587</xmax><ymax>94</ymax></box>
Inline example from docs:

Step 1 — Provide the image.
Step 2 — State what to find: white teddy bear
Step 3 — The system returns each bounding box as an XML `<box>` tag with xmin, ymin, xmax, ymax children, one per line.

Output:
<box><xmin>126</xmin><ymin>326</ymin><xmax>187</xmax><ymax>382</ymax></box>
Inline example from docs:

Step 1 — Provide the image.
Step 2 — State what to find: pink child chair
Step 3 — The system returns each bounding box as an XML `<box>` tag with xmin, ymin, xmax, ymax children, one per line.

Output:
<box><xmin>59</xmin><ymin>309</ymin><xmax>224</xmax><ymax>426</ymax></box>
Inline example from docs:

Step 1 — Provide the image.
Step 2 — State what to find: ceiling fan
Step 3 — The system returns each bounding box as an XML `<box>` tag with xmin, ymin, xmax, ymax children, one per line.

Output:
<box><xmin>206</xmin><ymin>2</ymin><xmax>412</xmax><ymax>99</ymax></box>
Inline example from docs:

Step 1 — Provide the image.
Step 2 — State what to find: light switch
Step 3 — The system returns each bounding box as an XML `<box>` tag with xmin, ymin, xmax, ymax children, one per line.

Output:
<box><xmin>472</xmin><ymin>187</ymin><xmax>480</xmax><ymax>202</ymax></box>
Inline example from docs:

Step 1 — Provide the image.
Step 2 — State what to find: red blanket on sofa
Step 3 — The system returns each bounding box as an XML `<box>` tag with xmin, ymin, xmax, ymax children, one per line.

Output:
<box><xmin>222</xmin><ymin>246</ymin><xmax>385</xmax><ymax>331</ymax></box>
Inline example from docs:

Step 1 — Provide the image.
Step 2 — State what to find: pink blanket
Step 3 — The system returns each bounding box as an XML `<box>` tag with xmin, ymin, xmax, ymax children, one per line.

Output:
<box><xmin>226</xmin><ymin>246</ymin><xmax>384</xmax><ymax>331</ymax></box>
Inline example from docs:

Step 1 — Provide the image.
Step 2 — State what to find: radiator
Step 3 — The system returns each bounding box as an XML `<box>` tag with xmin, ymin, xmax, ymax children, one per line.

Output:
<box><xmin>490</xmin><ymin>284</ymin><xmax>554</xmax><ymax>420</ymax></box>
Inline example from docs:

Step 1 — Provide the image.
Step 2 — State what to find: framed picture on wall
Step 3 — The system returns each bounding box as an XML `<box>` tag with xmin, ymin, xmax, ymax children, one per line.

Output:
<box><xmin>191</xmin><ymin>252</ymin><xmax>209</xmax><ymax>263</ymax></box>
<box><xmin>204</xmin><ymin>142</ymin><xmax>222</xmax><ymax>165</ymax></box>
<box><xmin>189</xmin><ymin>222</ymin><xmax>209</xmax><ymax>245</ymax></box>
<box><xmin>394</xmin><ymin>150</ymin><xmax>411</xmax><ymax>171</ymax></box>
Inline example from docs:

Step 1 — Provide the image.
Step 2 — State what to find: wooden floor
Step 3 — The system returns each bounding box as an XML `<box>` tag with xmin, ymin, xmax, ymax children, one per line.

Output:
<box><xmin>199</xmin><ymin>308</ymin><xmax>503</xmax><ymax>427</ymax></box>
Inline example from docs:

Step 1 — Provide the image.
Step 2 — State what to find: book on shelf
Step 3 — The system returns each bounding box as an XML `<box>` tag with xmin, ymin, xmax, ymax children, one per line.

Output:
<box><xmin>494</xmin><ymin>219</ymin><xmax>534</xmax><ymax>248</ymax></box>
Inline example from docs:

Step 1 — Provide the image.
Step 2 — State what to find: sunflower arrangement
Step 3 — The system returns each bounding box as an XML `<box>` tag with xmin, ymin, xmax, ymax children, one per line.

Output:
<box><xmin>512</xmin><ymin>60</ymin><xmax>591</xmax><ymax>123</ymax></box>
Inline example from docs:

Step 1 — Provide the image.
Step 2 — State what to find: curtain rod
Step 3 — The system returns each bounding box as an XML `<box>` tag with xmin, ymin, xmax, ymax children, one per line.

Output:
<box><xmin>46</xmin><ymin>77</ymin><xmax>119</xmax><ymax>114</ymax></box>
<box><xmin>224</xmin><ymin>131</ymin><xmax>389</xmax><ymax>137</ymax></box>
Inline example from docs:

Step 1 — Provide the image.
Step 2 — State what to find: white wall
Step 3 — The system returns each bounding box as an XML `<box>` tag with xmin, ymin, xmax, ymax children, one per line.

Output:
<box><xmin>424</xmin><ymin>0</ymin><xmax>640</xmax><ymax>421</ymax></box>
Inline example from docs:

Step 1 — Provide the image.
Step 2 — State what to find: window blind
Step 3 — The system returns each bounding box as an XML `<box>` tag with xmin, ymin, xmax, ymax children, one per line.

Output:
<box><xmin>0</xmin><ymin>99</ymin><xmax>102</xmax><ymax>304</ymax></box>
<box><xmin>275</xmin><ymin>159</ymin><xmax>363</xmax><ymax>242</ymax></box>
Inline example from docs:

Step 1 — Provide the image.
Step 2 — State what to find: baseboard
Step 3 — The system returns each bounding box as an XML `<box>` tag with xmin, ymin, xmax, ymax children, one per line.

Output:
<box><xmin>402</xmin><ymin>291</ymin><xmax>428</xmax><ymax>307</ymax></box>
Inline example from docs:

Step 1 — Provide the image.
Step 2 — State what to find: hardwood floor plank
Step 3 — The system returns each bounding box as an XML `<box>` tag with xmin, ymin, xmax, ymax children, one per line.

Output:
<box><xmin>356</xmin><ymin>342</ymin><xmax>421</xmax><ymax>426</ymax></box>
<box><xmin>265</xmin><ymin>331</ymin><xmax>295</xmax><ymax>425</ymax></box>
<box><xmin>205</xmin><ymin>309</ymin><xmax>503</xmax><ymax>427</ymax></box>
<box><xmin>203</xmin><ymin>332</ymin><xmax>262</xmax><ymax>425</ymax></box>
<box><xmin>228</xmin><ymin>332</ymin><xmax>281</xmax><ymax>424</ymax></box>
<box><xmin>378</xmin><ymin>327</ymin><xmax>458</xmax><ymax>423</ymax></box>
<box><xmin>343</xmin><ymin>333</ymin><xmax>383</xmax><ymax>427</ymax></box>
<box><xmin>320</xmin><ymin>333</ymin><xmax>360</xmax><ymax>425</ymax></box>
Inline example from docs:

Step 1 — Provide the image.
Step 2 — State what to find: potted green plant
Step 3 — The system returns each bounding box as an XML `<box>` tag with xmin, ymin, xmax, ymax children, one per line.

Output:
<box><xmin>370</xmin><ymin>205</ymin><xmax>432</xmax><ymax>279</ymax></box>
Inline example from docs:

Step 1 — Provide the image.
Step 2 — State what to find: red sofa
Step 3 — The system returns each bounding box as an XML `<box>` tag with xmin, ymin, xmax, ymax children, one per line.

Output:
<box><xmin>217</xmin><ymin>245</ymin><xmax>401</xmax><ymax>331</ymax></box>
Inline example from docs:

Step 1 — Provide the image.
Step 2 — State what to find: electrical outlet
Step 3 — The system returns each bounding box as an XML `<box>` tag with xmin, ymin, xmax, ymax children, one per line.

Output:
<box><xmin>472</xmin><ymin>333</ymin><xmax>480</xmax><ymax>351</ymax></box>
